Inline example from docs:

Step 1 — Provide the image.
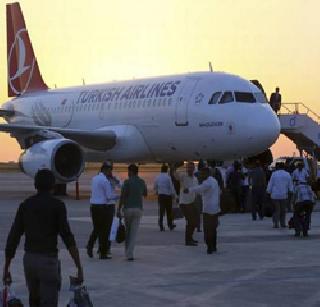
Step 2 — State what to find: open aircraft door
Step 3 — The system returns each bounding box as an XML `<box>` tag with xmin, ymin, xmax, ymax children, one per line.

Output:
<box><xmin>175</xmin><ymin>78</ymin><xmax>199</xmax><ymax>126</ymax></box>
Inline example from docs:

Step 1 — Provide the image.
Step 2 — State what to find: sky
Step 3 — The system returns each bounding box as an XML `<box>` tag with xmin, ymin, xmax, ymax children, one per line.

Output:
<box><xmin>0</xmin><ymin>0</ymin><xmax>319</xmax><ymax>162</ymax></box>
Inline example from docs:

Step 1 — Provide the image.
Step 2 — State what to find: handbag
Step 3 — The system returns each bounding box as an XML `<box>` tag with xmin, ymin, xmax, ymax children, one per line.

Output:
<box><xmin>0</xmin><ymin>286</ymin><xmax>23</xmax><ymax>307</ymax></box>
<box><xmin>116</xmin><ymin>218</ymin><xmax>126</xmax><ymax>243</ymax></box>
<box><xmin>67</xmin><ymin>277</ymin><xmax>93</xmax><ymax>307</ymax></box>
<box><xmin>109</xmin><ymin>218</ymin><xmax>120</xmax><ymax>241</ymax></box>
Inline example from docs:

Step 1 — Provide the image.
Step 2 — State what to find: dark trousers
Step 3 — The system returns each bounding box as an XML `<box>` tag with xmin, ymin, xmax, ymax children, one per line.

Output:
<box><xmin>231</xmin><ymin>187</ymin><xmax>241</xmax><ymax>212</ymax></box>
<box><xmin>194</xmin><ymin>195</ymin><xmax>203</xmax><ymax>231</ymax></box>
<box><xmin>251</xmin><ymin>186</ymin><xmax>265</xmax><ymax>220</ymax></box>
<box><xmin>87</xmin><ymin>204</ymin><xmax>115</xmax><ymax>255</ymax></box>
<box><xmin>294</xmin><ymin>201</ymin><xmax>313</xmax><ymax>234</ymax></box>
<box><xmin>23</xmin><ymin>253</ymin><xmax>61</xmax><ymax>307</ymax></box>
<box><xmin>272</xmin><ymin>199</ymin><xmax>287</xmax><ymax>227</ymax></box>
<box><xmin>240</xmin><ymin>185</ymin><xmax>249</xmax><ymax>211</ymax></box>
<box><xmin>203</xmin><ymin>213</ymin><xmax>218</xmax><ymax>251</ymax></box>
<box><xmin>180</xmin><ymin>203</ymin><xmax>198</xmax><ymax>243</ymax></box>
<box><xmin>158</xmin><ymin>195</ymin><xmax>174</xmax><ymax>227</ymax></box>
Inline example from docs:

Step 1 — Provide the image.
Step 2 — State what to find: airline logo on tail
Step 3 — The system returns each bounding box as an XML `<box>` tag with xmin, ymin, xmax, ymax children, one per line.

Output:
<box><xmin>6</xmin><ymin>2</ymin><xmax>48</xmax><ymax>97</ymax></box>
<box><xmin>8</xmin><ymin>28</ymin><xmax>35</xmax><ymax>95</ymax></box>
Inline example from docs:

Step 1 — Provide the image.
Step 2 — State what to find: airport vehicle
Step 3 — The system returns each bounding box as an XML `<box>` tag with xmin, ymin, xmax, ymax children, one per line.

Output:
<box><xmin>0</xmin><ymin>3</ymin><xmax>280</xmax><ymax>183</ymax></box>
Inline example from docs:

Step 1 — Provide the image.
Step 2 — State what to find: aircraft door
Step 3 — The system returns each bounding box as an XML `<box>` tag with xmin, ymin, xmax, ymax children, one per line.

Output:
<box><xmin>175</xmin><ymin>78</ymin><xmax>199</xmax><ymax>126</ymax></box>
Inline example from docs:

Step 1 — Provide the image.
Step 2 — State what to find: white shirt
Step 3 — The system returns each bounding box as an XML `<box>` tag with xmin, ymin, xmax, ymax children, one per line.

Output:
<box><xmin>175</xmin><ymin>172</ymin><xmax>198</xmax><ymax>204</ymax></box>
<box><xmin>241</xmin><ymin>167</ymin><xmax>249</xmax><ymax>186</ymax></box>
<box><xmin>189</xmin><ymin>176</ymin><xmax>220</xmax><ymax>214</ymax></box>
<box><xmin>267</xmin><ymin>170</ymin><xmax>294</xmax><ymax>200</ymax></box>
<box><xmin>90</xmin><ymin>173</ymin><xmax>115</xmax><ymax>205</ymax></box>
<box><xmin>154</xmin><ymin>173</ymin><xmax>176</xmax><ymax>196</ymax></box>
<box><xmin>292</xmin><ymin>168</ymin><xmax>309</xmax><ymax>184</ymax></box>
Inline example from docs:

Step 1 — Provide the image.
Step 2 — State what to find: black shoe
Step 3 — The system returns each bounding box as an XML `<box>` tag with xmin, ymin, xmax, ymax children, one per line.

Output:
<box><xmin>185</xmin><ymin>241</ymin><xmax>198</xmax><ymax>246</ymax></box>
<box><xmin>169</xmin><ymin>224</ymin><xmax>176</xmax><ymax>231</ymax></box>
<box><xmin>197</xmin><ymin>229</ymin><xmax>202</xmax><ymax>232</ymax></box>
<box><xmin>191</xmin><ymin>239</ymin><xmax>198</xmax><ymax>243</ymax></box>
<box><xmin>160</xmin><ymin>225</ymin><xmax>165</xmax><ymax>231</ymax></box>
<box><xmin>127</xmin><ymin>257</ymin><xmax>134</xmax><ymax>261</ymax></box>
<box><xmin>207</xmin><ymin>249</ymin><xmax>213</xmax><ymax>254</ymax></box>
<box><xmin>86</xmin><ymin>246</ymin><xmax>93</xmax><ymax>258</ymax></box>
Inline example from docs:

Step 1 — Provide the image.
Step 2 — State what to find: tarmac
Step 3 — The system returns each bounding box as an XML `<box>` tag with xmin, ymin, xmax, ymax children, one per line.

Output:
<box><xmin>1</xmin><ymin>171</ymin><xmax>320</xmax><ymax>306</ymax></box>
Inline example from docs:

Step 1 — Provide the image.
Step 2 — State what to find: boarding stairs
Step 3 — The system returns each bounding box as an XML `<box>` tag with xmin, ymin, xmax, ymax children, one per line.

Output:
<box><xmin>279</xmin><ymin>103</ymin><xmax>320</xmax><ymax>159</ymax></box>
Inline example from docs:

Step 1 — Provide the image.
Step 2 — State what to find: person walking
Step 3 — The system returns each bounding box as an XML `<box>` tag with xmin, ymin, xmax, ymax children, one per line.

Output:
<box><xmin>240</xmin><ymin>166</ymin><xmax>250</xmax><ymax>213</ymax></box>
<box><xmin>227</xmin><ymin>161</ymin><xmax>244</xmax><ymax>212</ymax></box>
<box><xmin>293</xmin><ymin>182</ymin><xmax>316</xmax><ymax>237</ymax></box>
<box><xmin>249</xmin><ymin>160</ymin><xmax>267</xmax><ymax>220</ymax></box>
<box><xmin>87</xmin><ymin>162</ymin><xmax>117</xmax><ymax>259</ymax></box>
<box><xmin>267</xmin><ymin>162</ymin><xmax>294</xmax><ymax>228</ymax></box>
<box><xmin>154</xmin><ymin>164</ymin><xmax>176</xmax><ymax>231</ymax></box>
<box><xmin>292</xmin><ymin>162</ymin><xmax>310</xmax><ymax>185</ymax></box>
<box><xmin>118</xmin><ymin>164</ymin><xmax>147</xmax><ymax>261</ymax></box>
<box><xmin>269</xmin><ymin>87</ymin><xmax>281</xmax><ymax>113</ymax></box>
<box><xmin>174</xmin><ymin>162</ymin><xmax>199</xmax><ymax>246</ymax></box>
<box><xmin>185</xmin><ymin>167</ymin><xmax>220</xmax><ymax>254</ymax></box>
<box><xmin>3</xmin><ymin>169</ymin><xmax>83</xmax><ymax>307</ymax></box>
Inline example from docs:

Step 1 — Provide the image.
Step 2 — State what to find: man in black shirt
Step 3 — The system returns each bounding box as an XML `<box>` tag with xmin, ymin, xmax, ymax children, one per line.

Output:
<box><xmin>2</xmin><ymin>169</ymin><xmax>83</xmax><ymax>307</ymax></box>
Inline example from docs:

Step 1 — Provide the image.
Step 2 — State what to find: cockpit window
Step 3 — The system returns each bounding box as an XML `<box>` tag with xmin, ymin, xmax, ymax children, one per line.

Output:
<box><xmin>208</xmin><ymin>92</ymin><xmax>222</xmax><ymax>104</ymax></box>
<box><xmin>254</xmin><ymin>92</ymin><xmax>268</xmax><ymax>103</ymax></box>
<box><xmin>235</xmin><ymin>92</ymin><xmax>256</xmax><ymax>103</ymax></box>
<box><xmin>219</xmin><ymin>91</ymin><xmax>234</xmax><ymax>104</ymax></box>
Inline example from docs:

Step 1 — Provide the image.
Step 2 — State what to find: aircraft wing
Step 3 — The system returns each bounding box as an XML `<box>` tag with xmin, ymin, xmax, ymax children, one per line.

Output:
<box><xmin>0</xmin><ymin>123</ymin><xmax>116</xmax><ymax>151</ymax></box>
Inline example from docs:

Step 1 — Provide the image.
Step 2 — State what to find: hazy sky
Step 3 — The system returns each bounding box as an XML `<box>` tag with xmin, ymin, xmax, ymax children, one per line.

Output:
<box><xmin>0</xmin><ymin>0</ymin><xmax>319</xmax><ymax>161</ymax></box>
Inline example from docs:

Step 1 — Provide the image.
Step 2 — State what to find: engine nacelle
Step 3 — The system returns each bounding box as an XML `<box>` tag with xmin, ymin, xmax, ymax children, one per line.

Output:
<box><xmin>19</xmin><ymin>139</ymin><xmax>85</xmax><ymax>182</ymax></box>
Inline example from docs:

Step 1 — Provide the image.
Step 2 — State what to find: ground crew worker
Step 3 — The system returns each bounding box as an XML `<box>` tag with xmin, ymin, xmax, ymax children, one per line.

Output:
<box><xmin>3</xmin><ymin>169</ymin><xmax>83</xmax><ymax>307</ymax></box>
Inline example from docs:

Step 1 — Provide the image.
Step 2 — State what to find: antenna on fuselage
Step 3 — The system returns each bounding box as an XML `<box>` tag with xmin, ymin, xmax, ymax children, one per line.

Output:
<box><xmin>209</xmin><ymin>62</ymin><xmax>213</xmax><ymax>72</ymax></box>
<box><xmin>82</xmin><ymin>78</ymin><xmax>86</xmax><ymax>85</ymax></box>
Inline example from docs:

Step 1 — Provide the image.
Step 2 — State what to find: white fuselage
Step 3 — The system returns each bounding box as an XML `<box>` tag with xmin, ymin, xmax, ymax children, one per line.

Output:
<box><xmin>3</xmin><ymin>71</ymin><xmax>281</xmax><ymax>162</ymax></box>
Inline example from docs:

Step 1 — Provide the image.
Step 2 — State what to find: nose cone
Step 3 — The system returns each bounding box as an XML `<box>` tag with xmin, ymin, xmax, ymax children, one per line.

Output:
<box><xmin>246</xmin><ymin>105</ymin><xmax>280</xmax><ymax>154</ymax></box>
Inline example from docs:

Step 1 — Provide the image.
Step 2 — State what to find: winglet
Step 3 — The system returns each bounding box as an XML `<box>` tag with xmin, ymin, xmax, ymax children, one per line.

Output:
<box><xmin>6</xmin><ymin>2</ymin><xmax>48</xmax><ymax>97</ymax></box>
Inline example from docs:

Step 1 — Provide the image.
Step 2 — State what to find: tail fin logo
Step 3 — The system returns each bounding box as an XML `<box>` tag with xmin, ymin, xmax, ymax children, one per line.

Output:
<box><xmin>8</xmin><ymin>28</ymin><xmax>35</xmax><ymax>95</ymax></box>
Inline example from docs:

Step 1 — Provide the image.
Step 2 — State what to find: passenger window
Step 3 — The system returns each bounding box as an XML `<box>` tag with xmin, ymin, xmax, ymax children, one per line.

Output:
<box><xmin>219</xmin><ymin>92</ymin><xmax>234</xmax><ymax>104</ymax></box>
<box><xmin>235</xmin><ymin>92</ymin><xmax>256</xmax><ymax>103</ymax></box>
<box><xmin>209</xmin><ymin>92</ymin><xmax>221</xmax><ymax>104</ymax></box>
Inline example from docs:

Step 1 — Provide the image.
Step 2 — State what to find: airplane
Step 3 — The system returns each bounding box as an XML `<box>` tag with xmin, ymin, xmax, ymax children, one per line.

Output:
<box><xmin>0</xmin><ymin>2</ymin><xmax>280</xmax><ymax>183</ymax></box>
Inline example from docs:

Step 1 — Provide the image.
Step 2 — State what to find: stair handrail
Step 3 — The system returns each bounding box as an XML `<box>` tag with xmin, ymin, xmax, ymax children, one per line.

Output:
<box><xmin>279</xmin><ymin>102</ymin><xmax>320</xmax><ymax>124</ymax></box>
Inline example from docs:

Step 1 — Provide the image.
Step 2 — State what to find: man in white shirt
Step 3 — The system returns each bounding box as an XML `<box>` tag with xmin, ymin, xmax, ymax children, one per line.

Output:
<box><xmin>267</xmin><ymin>162</ymin><xmax>294</xmax><ymax>228</ymax></box>
<box><xmin>154</xmin><ymin>164</ymin><xmax>176</xmax><ymax>231</ymax></box>
<box><xmin>185</xmin><ymin>167</ymin><xmax>220</xmax><ymax>254</ymax></box>
<box><xmin>292</xmin><ymin>162</ymin><xmax>309</xmax><ymax>185</ymax></box>
<box><xmin>175</xmin><ymin>162</ymin><xmax>199</xmax><ymax>246</ymax></box>
<box><xmin>87</xmin><ymin>162</ymin><xmax>117</xmax><ymax>259</ymax></box>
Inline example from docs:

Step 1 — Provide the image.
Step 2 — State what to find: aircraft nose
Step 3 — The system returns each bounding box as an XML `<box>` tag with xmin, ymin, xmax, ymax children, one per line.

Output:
<box><xmin>247</xmin><ymin>106</ymin><xmax>280</xmax><ymax>151</ymax></box>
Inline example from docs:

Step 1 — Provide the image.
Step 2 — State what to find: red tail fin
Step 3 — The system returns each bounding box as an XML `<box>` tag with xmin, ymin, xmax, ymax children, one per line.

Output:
<box><xmin>7</xmin><ymin>2</ymin><xmax>48</xmax><ymax>97</ymax></box>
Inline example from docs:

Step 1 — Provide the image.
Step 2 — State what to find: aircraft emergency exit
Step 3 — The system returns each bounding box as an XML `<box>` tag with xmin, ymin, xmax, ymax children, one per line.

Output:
<box><xmin>0</xmin><ymin>2</ymin><xmax>280</xmax><ymax>182</ymax></box>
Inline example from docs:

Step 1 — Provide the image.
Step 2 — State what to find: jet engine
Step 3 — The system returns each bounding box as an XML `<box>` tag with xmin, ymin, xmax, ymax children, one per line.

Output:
<box><xmin>19</xmin><ymin>139</ymin><xmax>84</xmax><ymax>182</ymax></box>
